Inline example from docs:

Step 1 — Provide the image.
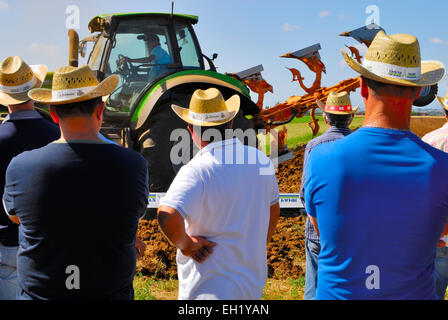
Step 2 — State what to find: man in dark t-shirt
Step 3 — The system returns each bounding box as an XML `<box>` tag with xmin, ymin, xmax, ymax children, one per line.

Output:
<box><xmin>3</xmin><ymin>65</ymin><xmax>148</xmax><ymax>300</ymax></box>
<box><xmin>0</xmin><ymin>56</ymin><xmax>60</xmax><ymax>300</ymax></box>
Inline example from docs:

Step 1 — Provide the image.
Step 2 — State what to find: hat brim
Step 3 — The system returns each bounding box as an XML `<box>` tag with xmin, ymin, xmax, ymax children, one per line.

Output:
<box><xmin>0</xmin><ymin>64</ymin><xmax>48</xmax><ymax>106</ymax></box>
<box><xmin>316</xmin><ymin>98</ymin><xmax>359</xmax><ymax>115</ymax></box>
<box><xmin>437</xmin><ymin>96</ymin><xmax>448</xmax><ymax>112</ymax></box>
<box><xmin>341</xmin><ymin>50</ymin><xmax>446</xmax><ymax>87</ymax></box>
<box><xmin>27</xmin><ymin>74</ymin><xmax>119</xmax><ymax>105</ymax></box>
<box><xmin>171</xmin><ymin>94</ymin><xmax>241</xmax><ymax>127</ymax></box>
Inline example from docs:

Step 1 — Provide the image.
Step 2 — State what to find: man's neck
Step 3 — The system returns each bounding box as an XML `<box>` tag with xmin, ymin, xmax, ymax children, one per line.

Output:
<box><xmin>58</xmin><ymin>118</ymin><xmax>102</xmax><ymax>142</ymax></box>
<box><xmin>8</xmin><ymin>101</ymin><xmax>35</xmax><ymax>114</ymax></box>
<box><xmin>363</xmin><ymin>98</ymin><xmax>412</xmax><ymax>130</ymax></box>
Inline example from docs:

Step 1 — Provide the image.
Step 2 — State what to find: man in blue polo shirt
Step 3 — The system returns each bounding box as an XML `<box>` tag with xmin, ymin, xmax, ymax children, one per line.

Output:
<box><xmin>304</xmin><ymin>31</ymin><xmax>448</xmax><ymax>299</ymax></box>
<box><xmin>0</xmin><ymin>56</ymin><xmax>60</xmax><ymax>300</ymax></box>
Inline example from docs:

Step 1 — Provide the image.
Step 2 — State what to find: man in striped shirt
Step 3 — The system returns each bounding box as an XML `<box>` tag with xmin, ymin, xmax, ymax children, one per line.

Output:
<box><xmin>422</xmin><ymin>92</ymin><xmax>448</xmax><ymax>300</ymax></box>
<box><xmin>299</xmin><ymin>91</ymin><xmax>357</xmax><ymax>300</ymax></box>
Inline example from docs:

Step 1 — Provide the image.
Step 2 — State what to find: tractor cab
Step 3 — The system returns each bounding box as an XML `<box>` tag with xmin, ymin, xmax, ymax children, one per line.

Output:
<box><xmin>86</xmin><ymin>13</ymin><xmax>212</xmax><ymax>116</ymax></box>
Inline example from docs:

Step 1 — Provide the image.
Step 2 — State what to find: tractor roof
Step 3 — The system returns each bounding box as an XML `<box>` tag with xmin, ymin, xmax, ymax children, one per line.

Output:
<box><xmin>88</xmin><ymin>12</ymin><xmax>198</xmax><ymax>33</ymax></box>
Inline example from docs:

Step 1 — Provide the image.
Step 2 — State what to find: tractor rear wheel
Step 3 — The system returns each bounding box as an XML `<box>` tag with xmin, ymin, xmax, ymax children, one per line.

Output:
<box><xmin>413</xmin><ymin>84</ymin><xmax>438</xmax><ymax>107</ymax></box>
<box><xmin>138</xmin><ymin>102</ymin><xmax>257</xmax><ymax>219</ymax></box>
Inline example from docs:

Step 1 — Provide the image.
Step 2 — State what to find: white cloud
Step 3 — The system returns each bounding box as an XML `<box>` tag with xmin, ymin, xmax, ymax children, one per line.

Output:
<box><xmin>28</xmin><ymin>43</ymin><xmax>62</xmax><ymax>59</ymax></box>
<box><xmin>318</xmin><ymin>10</ymin><xmax>331</xmax><ymax>18</ymax></box>
<box><xmin>0</xmin><ymin>1</ymin><xmax>8</xmax><ymax>10</ymax></box>
<box><xmin>430</xmin><ymin>38</ymin><xmax>445</xmax><ymax>44</ymax></box>
<box><xmin>281</xmin><ymin>22</ymin><xmax>300</xmax><ymax>32</ymax></box>
<box><xmin>339</xmin><ymin>59</ymin><xmax>347</xmax><ymax>69</ymax></box>
<box><xmin>337</xmin><ymin>13</ymin><xmax>347</xmax><ymax>20</ymax></box>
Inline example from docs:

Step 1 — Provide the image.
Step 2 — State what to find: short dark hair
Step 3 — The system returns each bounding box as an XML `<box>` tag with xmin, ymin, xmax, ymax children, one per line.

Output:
<box><xmin>146</xmin><ymin>33</ymin><xmax>160</xmax><ymax>45</ymax></box>
<box><xmin>52</xmin><ymin>97</ymin><xmax>102</xmax><ymax>119</ymax></box>
<box><xmin>324</xmin><ymin>112</ymin><xmax>353</xmax><ymax>128</ymax></box>
<box><xmin>362</xmin><ymin>76</ymin><xmax>420</xmax><ymax>98</ymax></box>
<box><xmin>188</xmin><ymin>121</ymin><xmax>233</xmax><ymax>143</ymax></box>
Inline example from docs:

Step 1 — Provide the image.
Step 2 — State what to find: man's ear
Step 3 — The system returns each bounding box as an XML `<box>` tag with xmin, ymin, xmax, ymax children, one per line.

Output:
<box><xmin>95</xmin><ymin>102</ymin><xmax>105</xmax><ymax>120</ymax></box>
<box><xmin>360</xmin><ymin>77</ymin><xmax>369</xmax><ymax>100</ymax></box>
<box><xmin>49</xmin><ymin>106</ymin><xmax>59</xmax><ymax>124</ymax></box>
<box><xmin>187</xmin><ymin>124</ymin><xmax>193</xmax><ymax>135</ymax></box>
<box><xmin>414</xmin><ymin>87</ymin><xmax>423</xmax><ymax>100</ymax></box>
<box><xmin>323</xmin><ymin>113</ymin><xmax>329</xmax><ymax>125</ymax></box>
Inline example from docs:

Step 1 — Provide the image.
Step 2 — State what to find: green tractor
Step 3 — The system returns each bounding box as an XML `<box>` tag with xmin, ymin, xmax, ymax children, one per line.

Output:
<box><xmin>62</xmin><ymin>12</ymin><xmax>260</xmax><ymax>195</ymax></box>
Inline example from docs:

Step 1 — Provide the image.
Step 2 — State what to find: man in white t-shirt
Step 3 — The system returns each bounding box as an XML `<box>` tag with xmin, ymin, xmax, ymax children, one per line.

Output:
<box><xmin>157</xmin><ymin>88</ymin><xmax>280</xmax><ymax>300</ymax></box>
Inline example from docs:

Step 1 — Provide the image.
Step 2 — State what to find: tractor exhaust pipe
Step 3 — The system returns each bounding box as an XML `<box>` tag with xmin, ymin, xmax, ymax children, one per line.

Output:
<box><xmin>68</xmin><ymin>29</ymin><xmax>79</xmax><ymax>67</ymax></box>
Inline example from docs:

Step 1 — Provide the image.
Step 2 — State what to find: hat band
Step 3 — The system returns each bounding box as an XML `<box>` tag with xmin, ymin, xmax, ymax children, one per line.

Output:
<box><xmin>189</xmin><ymin>110</ymin><xmax>232</xmax><ymax>123</ymax></box>
<box><xmin>362</xmin><ymin>59</ymin><xmax>421</xmax><ymax>81</ymax></box>
<box><xmin>52</xmin><ymin>85</ymin><xmax>95</xmax><ymax>102</ymax></box>
<box><xmin>325</xmin><ymin>105</ymin><xmax>352</xmax><ymax>112</ymax></box>
<box><xmin>0</xmin><ymin>75</ymin><xmax>36</xmax><ymax>94</ymax></box>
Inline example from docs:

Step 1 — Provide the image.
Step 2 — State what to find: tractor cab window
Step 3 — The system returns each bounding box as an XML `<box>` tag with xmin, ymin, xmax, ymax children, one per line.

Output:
<box><xmin>175</xmin><ymin>23</ymin><xmax>202</xmax><ymax>69</ymax></box>
<box><xmin>104</xmin><ymin>19</ymin><xmax>175</xmax><ymax>113</ymax></box>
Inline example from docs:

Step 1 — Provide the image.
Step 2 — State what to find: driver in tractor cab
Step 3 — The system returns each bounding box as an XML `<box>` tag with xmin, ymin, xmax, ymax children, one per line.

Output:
<box><xmin>123</xmin><ymin>33</ymin><xmax>172</xmax><ymax>82</ymax></box>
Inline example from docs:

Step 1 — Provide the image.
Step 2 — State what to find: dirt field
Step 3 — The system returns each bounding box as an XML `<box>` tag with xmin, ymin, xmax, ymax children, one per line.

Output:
<box><xmin>410</xmin><ymin>116</ymin><xmax>445</xmax><ymax>138</ymax></box>
<box><xmin>136</xmin><ymin>116</ymin><xmax>445</xmax><ymax>280</ymax></box>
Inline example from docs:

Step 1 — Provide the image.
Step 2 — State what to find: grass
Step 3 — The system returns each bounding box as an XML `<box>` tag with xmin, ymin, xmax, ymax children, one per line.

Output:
<box><xmin>133</xmin><ymin>275</ymin><xmax>306</xmax><ymax>300</ymax></box>
<box><xmin>134</xmin><ymin>274</ymin><xmax>448</xmax><ymax>300</ymax></box>
<box><xmin>258</xmin><ymin>115</ymin><xmax>365</xmax><ymax>154</ymax></box>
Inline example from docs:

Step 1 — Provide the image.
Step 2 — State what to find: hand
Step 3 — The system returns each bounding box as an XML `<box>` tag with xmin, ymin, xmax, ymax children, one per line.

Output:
<box><xmin>180</xmin><ymin>235</ymin><xmax>217</xmax><ymax>263</ymax></box>
<box><xmin>135</xmin><ymin>237</ymin><xmax>146</xmax><ymax>260</ymax></box>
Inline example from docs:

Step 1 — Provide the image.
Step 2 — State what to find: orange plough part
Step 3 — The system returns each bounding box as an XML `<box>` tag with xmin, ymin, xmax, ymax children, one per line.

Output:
<box><xmin>244</xmin><ymin>78</ymin><xmax>273</xmax><ymax>111</ymax></box>
<box><xmin>345</xmin><ymin>45</ymin><xmax>363</xmax><ymax>63</ymax></box>
<box><xmin>246</xmin><ymin>45</ymin><xmax>361</xmax><ymax>135</ymax></box>
<box><xmin>253</xmin><ymin>77</ymin><xmax>360</xmax><ymax>131</ymax></box>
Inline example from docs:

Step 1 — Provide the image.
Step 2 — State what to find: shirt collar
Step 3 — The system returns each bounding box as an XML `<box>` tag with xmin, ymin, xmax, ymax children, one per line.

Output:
<box><xmin>3</xmin><ymin>110</ymin><xmax>43</xmax><ymax>122</ymax></box>
<box><xmin>326</xmin><ymin>126</ymin><xmax>352</xmax><ymax>134</ymax></box>
<box><xmin>197</xmin><ymin>138</ymin><xmax>240</xmax><ymax>157</ymax></box>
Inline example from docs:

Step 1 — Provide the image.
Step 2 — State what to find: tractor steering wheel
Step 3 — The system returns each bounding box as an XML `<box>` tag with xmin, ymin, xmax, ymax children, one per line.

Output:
<box><xmin>116</xmin><ymin>54</ymin><xmax>133</xmax><ymax>79</ymax></box>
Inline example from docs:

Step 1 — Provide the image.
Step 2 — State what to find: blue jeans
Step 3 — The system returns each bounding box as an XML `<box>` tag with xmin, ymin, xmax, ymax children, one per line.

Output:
<box><xmin>0</xmin><ymin>245</ymin><xmax>18</xmax><ymax>300</ymax></box>
<box><xmin>435</xmin><ymin>246</ymin><xmax>448</xmax><ymax>300</ymax></box>
<box><xmin>304</xmin><ymin>238</ymin><xmax>320</xmax><ymax>300</ymax></box>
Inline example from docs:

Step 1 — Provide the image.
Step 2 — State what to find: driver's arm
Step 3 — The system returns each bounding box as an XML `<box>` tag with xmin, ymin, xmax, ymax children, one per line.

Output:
<box><xmin>126</xmin><ymin>55</ymin><xmax>155</xmax><ymax>64</ymax></box>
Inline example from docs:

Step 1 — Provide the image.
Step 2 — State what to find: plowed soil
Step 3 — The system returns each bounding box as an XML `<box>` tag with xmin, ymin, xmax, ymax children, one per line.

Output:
<box><xmin>136</xmin><ymin>145</ymin><xmax>307</xmax><ymax>280</ymax></box>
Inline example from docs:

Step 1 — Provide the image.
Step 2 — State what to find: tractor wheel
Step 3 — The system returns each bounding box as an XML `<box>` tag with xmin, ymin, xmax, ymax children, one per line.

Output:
<box><xmin>138</xmin><ymin>103</ymin><xmax>257</xmax><ymax>219</ymax></box>
<box><xmin>413</xmin><ymin>84</ymin><xmax>438</xmax><ymax>107</ymax></box>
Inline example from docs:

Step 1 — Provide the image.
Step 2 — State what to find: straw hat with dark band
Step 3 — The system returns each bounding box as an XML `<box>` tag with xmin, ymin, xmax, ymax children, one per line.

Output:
<box><xmin>341</xmin><ymin>31</ymin><xmax>445</xmax><ymax>87</ymax></box>
<box><xmin>316</xmin><ymin>91</ymin><xmax>358</xmax><ymax>115</ymax></box>
<box><xmin>172</xmin><ymin>88</ymin><xmax>240</xmax><ymax>127</ymax></box>
<box><xmin>0</xmin><ymin>56</ymin><xmax>47</xmax><ymax>105</ymax></box>
<box><xmin>28</xmin><ymin>64</ymin><xmax>119</xmax><ymax>105</ymax></box>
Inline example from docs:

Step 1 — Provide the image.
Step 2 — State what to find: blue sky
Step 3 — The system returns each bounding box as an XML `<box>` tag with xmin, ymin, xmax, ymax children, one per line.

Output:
<box><xmin>0</xmin><ymin>0</ymin><xmax>447</xmax><ymax>110</ymax></box>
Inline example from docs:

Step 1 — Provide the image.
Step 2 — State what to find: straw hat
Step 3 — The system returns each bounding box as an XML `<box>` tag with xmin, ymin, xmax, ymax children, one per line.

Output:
<box><xmin>437</xmin><ymin>93</ymin><xmax>448</xmax><ymax>112</ymax></box>
<box><xmin>316</xmin><ymin>91</ymin><xmax>358</xmax><ymax>115</ymax></box>
<box><xmin>0</xmin><ymin>56</ymin><xmax>47</xmax><ymax>105</ymax></box>
<box><xmin>28</xmin><ymin>64</ymin><xmax>119</xmax><ymax>105</ymax></box>
<box><xmin>341</xmin><ymin>31</ymin><xmax>445</xmax><ymax>87</ymax></box>
<box><xmin>171</xmin><ymin>88</ymin><xmax>240</xmax><ymax>126</ymax></box>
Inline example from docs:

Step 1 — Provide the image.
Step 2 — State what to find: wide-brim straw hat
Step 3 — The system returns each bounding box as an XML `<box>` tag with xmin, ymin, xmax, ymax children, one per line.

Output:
<box><xmin>0</xmin><ymin>56</ymin><xmax>47</xmax><ymax>105</ymax></box>
<box><xmin>172</xmin><ymin>88</ymin><xmax>240</xmax><ymax>126</ymax></box>
<box><xmin>316</xmin><ymin>91</ymin><xmax>359</xmax><ymax>115</ymax></box>
<box><xmin>437</xmin><ymin>94</ymin><xmax>448</xmax><ymax>112</ymax></box>
<box><xmin>28</xmin><ymin>64</ymin><xmax>119</xmax><ymax>105</ymax></box>
<box><xmin>341</xmin><ymin>31</ymin><xmax>445</xmax><ymax>87</ymax></box>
